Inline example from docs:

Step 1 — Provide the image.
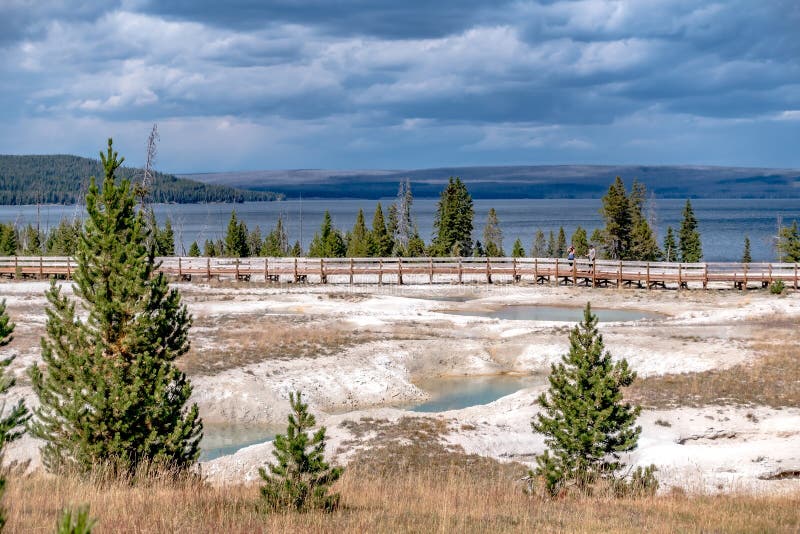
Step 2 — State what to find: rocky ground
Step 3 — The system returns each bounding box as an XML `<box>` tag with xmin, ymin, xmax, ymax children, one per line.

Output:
<box><xmin>2</xmin><ymin>279</ymin><xmax>798</xmax><ymax>494</ymax></box>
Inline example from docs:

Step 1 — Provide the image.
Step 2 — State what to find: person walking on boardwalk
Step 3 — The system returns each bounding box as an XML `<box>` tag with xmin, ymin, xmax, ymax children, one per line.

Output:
<box><xmin>567</xmin><ymin>245</ymin><xmax>575</xmax><ymax>266</ymax></box>
<box><xmin>588</xmin><ymin>244</ymin><xmax>596</xmax><ymax>263</ymax></box>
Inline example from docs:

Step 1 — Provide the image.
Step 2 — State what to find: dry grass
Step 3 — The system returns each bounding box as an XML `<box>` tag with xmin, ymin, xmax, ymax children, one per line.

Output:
<box><xmin>180</xmin><ymin>315</ymin><xmax>371</xmax><ymax>375</ymax></box>
<box><xmin>6</xmin><ymin>460</ymin><xmax>799</xmax><ymax>533</ymax></box>
<box><xmin>629</xmin><ymin>341</ymin><xmax>800</xmax><ymax>409</ymax></box>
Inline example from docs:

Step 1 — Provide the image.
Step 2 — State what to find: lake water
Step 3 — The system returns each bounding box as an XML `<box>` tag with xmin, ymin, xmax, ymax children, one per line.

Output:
<box><xmin>1</xmin><ymin>198</ymin><xmax>798</xmax><ymax>261</ymax></box>
<box><xmin>445</xmin><ymin>305</ymin><xmax>662</xmax><ymax>322</ymax></box>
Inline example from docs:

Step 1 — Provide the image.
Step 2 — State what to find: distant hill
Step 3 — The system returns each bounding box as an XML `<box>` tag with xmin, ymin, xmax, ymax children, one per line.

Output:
<box><xmin>181</xmin><ymin>165</ymin><xmax>800</xmax><ymax>199</ymax></box>
<box><xmin>0</xmin><ymin>155</ymin><xmax>284</xmax><ymax>204</ymax></box>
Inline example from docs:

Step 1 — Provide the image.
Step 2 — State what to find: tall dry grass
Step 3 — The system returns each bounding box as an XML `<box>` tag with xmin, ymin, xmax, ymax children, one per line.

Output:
<box><xmin>6</xmin><ymin>466</ymin><xmax>799</xmax><ymax>533</ymax></box>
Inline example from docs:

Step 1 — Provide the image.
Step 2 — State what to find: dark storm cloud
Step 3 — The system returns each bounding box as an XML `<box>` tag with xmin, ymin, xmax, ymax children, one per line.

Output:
<box><xmin>139</xmin><ymin>0</ymin><xmax>516</xmax><ymax>39</ymax></box>
<box><xmin>1</xmin><ymin>1</ymin><xmax>799</xmax><ymax>169</ymax></box>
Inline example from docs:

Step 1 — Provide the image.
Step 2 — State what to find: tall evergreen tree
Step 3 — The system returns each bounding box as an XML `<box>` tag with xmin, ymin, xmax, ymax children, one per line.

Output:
<box><xmin>188</xmin><ymin>241</ymin><xmax>201</xmax><ymax>257</ymax></box>
<box><xmin>600</xmin><ymin>177</ymin><xmax>631</xmax><ymax>260</ymax></box>
<box><xmin>777</xmin><ymin>220</ymin><xmax>800</xmax><ymax>262</ymax></box>
<box><xmin>678</xmin><ymin>199</ymin><xmax>702</xmax><ymax>262</ymax></box>
<box><xmin>546</xmin><ymin>230</ymin><xmax>556</xmax><ymax>258</ymax></box>
<box><xmin>21</xmin><ymin>224</ymin><xmax>42</xmax><ymax>255</ymax></box>
<box><xmin>626</xmin><ymin>180</ymin><xmax>661</xmax><ymax>261</ymax></box>
<box><xmin>45</xmin><ymin>218</ymin><xmax>83</xmax><ymax>256</ymax></box>
<box><xmin>662</xmin><ymin>227</ymin><xmax>677</xmax><ymax>262</ymax></box>
<box><xmin>431</xmin><ymin>177</ymin><xmax>473</xmax><ymax>257</ymax></box>
<box><xmin>0</xmin><ymin>299</ymin><xmax>30</xmax><ymax>530</ymax></box>
<box><xmin>308</xmin><ymin>211</ymin><xmax>345</xmax><ymax>258</ymax></box>
<box><xmin>406</xmin><ymin>226</ymin><xmax>426</xmax><ymax>257</ymax></box>
<box><xmin>224</xmin><ymin>210</ymin><xmax>249</xmax><ymax>257</ymax></box>
<box><xmin>556</xmin><ymin>227</ymin><xmax>567</xmax><ymax>258</ymax></box>
<box><xmin>367</xmin><ymin>203</ymin><xmax>392</xmax><ymax>257</ymax></box>
<box><xmin>742</xmin><ymin>236</ymin><xmax>752</xmax><ymax>264</ymax></box>
<box><xmin>262</xmin><ymin>216</ymin><xmax>289</xmax><ymax>257</ymax></box>
<box><xmin>346</xmin><ymin>209</ymin><xmax>370</xmax><ymax>257</ymax></box>
<box><xmin>0</xmin><ymin>225</ymin><xmax>18</xmax><ymax>256</ymax></box>
<box><xmin>203</xmin><ymin>239</ymin><xmax>217</xmax><ymax>257</ymax></box>
<box><xmin>482</xmin><ymin>208</ymin><xmax>504</xmax><ymax>257</ymax></box>
<box><xmin>28</xmin><ymin>139</ymin><xmax>202</xmax><ymax>475</ymax></box>
<box><xmin>289</xmin><ymin>240</ymin><xmax>303</xmax><ymax>257</ymax></box>
<box><xmin>154</xmin><ymin>218</ymin><xmax>175</xmax><ymax>256</ymax></box>
<box><xmin>246</xmin><ymin>226</ymin><xmax>263</xmax><ymax>258</ymax></box>
<box><xmin>259</xmin><ymin>391</ymin><xmax>342</xmax><ymax>512</ymax></box>
<box><xmin>571</xmin><ymin>226</ymin><xmax>589</xmax><ymax>257</ymax></box>
<box><xmin>511</xmin><ymin>238</ymin><xmax>525</xmax><ymax>258</ymax></box>
<box><xmin>532</xmin><ymin>303</ymin><xmax>642</xmax><ymax>495</ymax></box>
<box><xmin>531</xmin><ymin>229</ymin><xmax>547</xmax><ymax>257</ymax></box>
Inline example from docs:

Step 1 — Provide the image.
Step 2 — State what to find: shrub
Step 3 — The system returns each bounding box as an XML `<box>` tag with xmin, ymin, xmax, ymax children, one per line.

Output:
<box><xmin>770</xmin><ymin>280</ymin><xmax>785</xmax><ymax>295</ymax></box>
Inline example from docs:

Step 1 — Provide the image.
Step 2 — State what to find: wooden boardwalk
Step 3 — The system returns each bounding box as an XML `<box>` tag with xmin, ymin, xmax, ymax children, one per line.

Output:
<box><xmin>0</xmin><ymin>256</ymin><xmax>798</xmax><ymax>290</ymax></box>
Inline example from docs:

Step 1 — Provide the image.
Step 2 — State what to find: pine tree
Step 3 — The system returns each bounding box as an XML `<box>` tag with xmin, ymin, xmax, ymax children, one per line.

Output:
<box><xmin>546</xmin><ymin>230</ymin><xmax>556</xmax><ymax>258</ymax></box>
<box><xmin>482</xmin><ymin>208</ymin><xmax>504</xmax><ymax>257</ymax></box>
<box><xmin>28</xmin><ymin>139</ymin><xmax>202</xmax><ymax>475</ymax></box>
<box><xmin>289</xmin><ymin>240</ymin><xmax>303</xmax><ymax>257</ymax></box>
<box><xmin>532</xmin><ymin>303</ymin><xmax>642</xmax><ymax>496</ymax></box>
<box><xmin>662</xmin><ymin>227</ymin><xmax>677</xmax><ymax>262</ymax></box>
<box><xmin>259</xmin><ymin>391</ymin><xmax>342</xmax><ymax>512</ymax></box>
<box><xmin>678</xmin><ymin>199</ymin><xmax>702</xmax><ymax>262</ymax></box>
<box><xmin>262</xmin><ymin>217</ymin><xmax>289</xmax><ymax>257</ymax></box>
<box><xmin>600</xmin><ymin>177</ymin><xmax>632</xmax><ymax>259</ymax></box>
<box><xmin>154</xmin><ymin>218</ymin><xmax>175</xmax><ymax>256</ymax></box>
<box><xmin>45</xmin><ymin>218</ymin><xmax>83</xmax><ymax>256</ymax></box>
<box><xmin>742</xmin><ymin>236</ymin><xmax>752</xmax><ymax>264</ymax></box>
<box><xmin>21</xmin><ymin>224</ymin><xmax>42</xmax><ymax>255</ymax></box>
<box><xmin>626</xmin><ymin>180</ymin><xmax>661</xmax><ymax>261</ymax></box>
<box><xmin>224</xmin><ymin>210</ymin><xmax>249</xmax><ymax>257</ymax></box>
<box><xmin>406</xmin><ymin>227</ymin><xmax>426</xmax><ymax>257</ymax></box>
<box><xmin>431</xmin><ymin>177</ymin><xmax>473</xmax><ymax>257</ymax></box>
<box><xmin>777</xmin><ymin>221</ymin><xmax>800</xmax><ymax>262</ymax></box>
<box><xmin>367</xmin><ymin>203</ymin><xmax>392</xmax><ymax>257</ymax></box>
<box><xmin>0</xmin><ymin>225</ymin><xmax>18</xmax><ymax>256</ymax></box>
<box><xmin>473</xmin><ymin>240</ymin><xmax>485</xmax><ymax>257</ymax></box>
<box><xmin>386</xmin><ymin>204</ymin><xmax>398</xmax><ymax>256</ymax></box>
<box><xmin>511</xmin><ymin>238</ymin><xmax>525</xmax><ymax>258</ymax></box>
<box><xmin>309</xmin><ymin>211</ymin><xmax>345</xmax><ymax>257</ymax></box>
<box><xmin>556</xmin><ymin>227</ymin><xmax>567</xmax><ymax>258</ymax></box>
<box><xmin>571</xmin><ymin>226</ymin><xmax>589</xmax><ymax>257</ymax></box>
<box><xmin>246</xmin><ymin>226</ymin><xmax>263</xmax><ymax>257</ymax></box>
<box><xmin>346</xmin><ymin>209</ymin><xmax>369</xmax><ymax>257</ymax></box>
<box><xmin>531</xmin><ymin>229</ymin><xmax>547</xmax><ymax>257</ymax></box>
<box><xmin>0</xmin><ymin>299</ymin><xmax>30</xmax><ymax>530</ymax></box>
<box><xmin>203</xmin><ymin>239</ymin><xmax>217</xmax><ymax>257</ymax></box>
<box><xmin>188</xmin><ymin>241</ymin><xmax>201</xmax><ymax>257</ymax></box>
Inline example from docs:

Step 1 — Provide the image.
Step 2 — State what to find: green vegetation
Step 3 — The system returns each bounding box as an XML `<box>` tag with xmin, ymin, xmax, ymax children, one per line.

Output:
<box><xmin>0</xmin><ymin>299</ymin><xmax>31</xmax><ymax>531</ymax></box>
<box><xmin>431</xmin><ymin>177</ymin><xmax>473</xmax><ymax>256</ymax></box>
<box><xmin>776</xmin><ymin>220</ymin><xmax>800</xmax><ymax>262</ymax></box>
<box><xmin>0</xmin><ymin>154</ymin><xmax>282</xmax><ymax>204</ymax></box>
<box><xmin>29</xmin><ymin>140</ymin><xmax>202</xmax><ymax>475</ymax></box>
<box><xmin>308</xmin><ymin>211</ymin><xmax>346</xmax><ymax>258</ymax></box>
<box><xmin>662</xmin><ymin>227</ymin><xmax>677</xmax><ymax>262</ymax></box>
<box><xmin>511</xmin><ymin>238</ymin><xmax>525</xmax><ymax>258</ymax></box>
<box><xmin>482</xmin><ymin>208</ymin><xmax>504</xmax><ymax>257</ymax></box>
<box><xmin>571</xmin><ymin>226</ymin><xmax>589</xmax><ymax>257</ymax></box>
<box><xmin>367</xmin><ymin>203</ymin><xmax>392</xmax><ymax>257</ymax></box>
<box><xmin>259</xmin><ymin>391</ymin><xmax>342</xmax><ymax>512</ymax></box>
<box><xmin>678</xmin><ymin>199</ymin><xmax>703</xmax><ymax>262</ymax></box>
<box><xmin>531</xmin><ymin>303</ymin><xmax>645</xmax><ymax>496</ymax></box>
<box><xmin>346</xmin><ymin>209</ymin><xmax>369</xmax><ymax>257</ymax></box>
<box><xmin>597</xmin><ymin>177</ymin><xmax>662</xmax><ymax>260</ymax></box>
<box><xmin>55</xmin><ymin>506</ymin><xmax>95</xmax><ymax>534</ymax></box>
<box><xmin>742</xmin><ymin>236</ymin><xmax>752</xmax><ymax>264</ymax></box>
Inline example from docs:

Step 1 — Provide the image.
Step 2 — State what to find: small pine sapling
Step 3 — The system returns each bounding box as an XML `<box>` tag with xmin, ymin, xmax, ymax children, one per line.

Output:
<box><xmin>260</xmin><ymin>391</ymin><xmax>342</xmax><ymax>512</ymax></box>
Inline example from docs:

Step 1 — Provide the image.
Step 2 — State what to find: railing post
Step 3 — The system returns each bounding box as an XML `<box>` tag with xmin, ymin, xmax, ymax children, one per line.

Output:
<box><xmin>617</xmin><ymin>260</ymin><xmax>622</xmax><ymax>289</ymax></box>
<box><xmin>66</xmin><ymin>257</ymin><xmax>71</xmax><ymax>280</ymax></box>
<box><xmin>397</xmin><ymin>258</ymin><xmax>403</xmax><ymax>285</ymax></box>
<box><xmin>534</xmin><ymin>258</ymin><xmax>539</xmax><ymax>284</ymax></box>
<box><xmin>486</xmin><ymin>257</ymin><xmax>492</xmax><ymax>284</ymax></box>
<box><xmin>264</xmin><ymin>257</ymin><xmax>269</xmax><ymax>282</ymax></box>
<box><xmin>513</xmin><ymin>257</ymin><xmax>518</xmax><ymax>283</ymax></box>
<box><xmin>293</xmin><ymin>257</ymin><xmax>299</xmax><ymax>283</ymax></box>
<box><xmin>769</xmin><ymin>264</ymin><xmax>773</xmax><ymax>285</ymax></box>
<box><xmin>703</xmin><ymin>263</ymin><xmax>708</xmax><ymax>290</ymax></box>
<box><xmin>742</xmin><ymin>262</ymin><xmax>748</xmax><ymax>290</ymax></box>
<box><xmin>320</xmin><ymin>258</ymin><xmax>326</xmax><ymax>284</ymax></box>
<box><xmin>554</xmin><ymin>258</ymin><xmax>559</xmax><ymax>286</ymax></box>
<box><xmin>39</xmin><ymin>256</ymin><xmax>43</xmax><ymax>279</ymax></box>
<box><xmin>458</xmin><ymin>257</ymin><xmax>463</xmax><ymax>284</ymax></box>
<box><xmin>646</xmin><ymin>262</ymin><xmax>651</xmax><ymax>290</ymax></box>
<box><xmin>235</xmin><ymin>257</ymin><xmax>240</xmax><ymax>281</ymax></box>
<box><xmin>206</xmin><ymin>257</ymin><xmax>211</xmax><ymax>280</ymax></box>
<box><xmin>349</xmin><ymin>258</ymin><xmax>354</xmax><ymax>285</ymax></box>
<box><xmin>178</xmin><ymin>256</ymin><xmax>182</xmax><ymax>278</ymax></box>
<box><xmin>13</xmin><ymin>256</ymin><xmax>17</xmax><ymax>279</ymax></box>
<box><xmin>678</xmin><ymin>263</ymin><xmax>682</xmax><ymax>290</ymax></box>
<box><xmin>429</xmin><ymin>257</ymin><xmax>434</xmax><ymax>284</ymax></box>
<box><xmin>795</xmin><ymin>263</ymin><xmax>798</xmax><ymax>290</ymax></box>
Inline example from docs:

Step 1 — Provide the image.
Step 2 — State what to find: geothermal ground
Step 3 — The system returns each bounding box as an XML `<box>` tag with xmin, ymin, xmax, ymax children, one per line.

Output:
<box><xmin>2</xmin><ymin>280</ymin><xmax>799</xmax><ymax>495</ymax></box>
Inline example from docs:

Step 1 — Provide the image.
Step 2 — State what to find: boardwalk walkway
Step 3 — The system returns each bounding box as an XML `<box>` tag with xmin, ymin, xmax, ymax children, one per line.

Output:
<box><xmin>0</xmin><ymin>256</ymin><xmax>798</xmax><ymax>290</ymax></box>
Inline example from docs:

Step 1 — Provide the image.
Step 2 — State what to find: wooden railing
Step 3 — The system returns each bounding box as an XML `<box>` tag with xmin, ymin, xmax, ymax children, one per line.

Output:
<box><xmin>0</xmin><ymin>256</ymin><xmax>798</xmax><ymax>290</ymax></box>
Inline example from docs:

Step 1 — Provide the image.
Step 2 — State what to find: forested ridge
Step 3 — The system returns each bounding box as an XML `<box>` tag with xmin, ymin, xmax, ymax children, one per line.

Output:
<box><xmin>0</xmin><ymin>154</ymin><xmax>283</xmax><ymax>204</ymax></box>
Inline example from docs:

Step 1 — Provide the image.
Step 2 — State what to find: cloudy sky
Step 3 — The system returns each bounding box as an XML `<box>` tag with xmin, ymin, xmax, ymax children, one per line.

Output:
<box><xmin>1</xmin><ymin>1</ymin><xmax>799</xmax><ymax>172</ymax></box>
